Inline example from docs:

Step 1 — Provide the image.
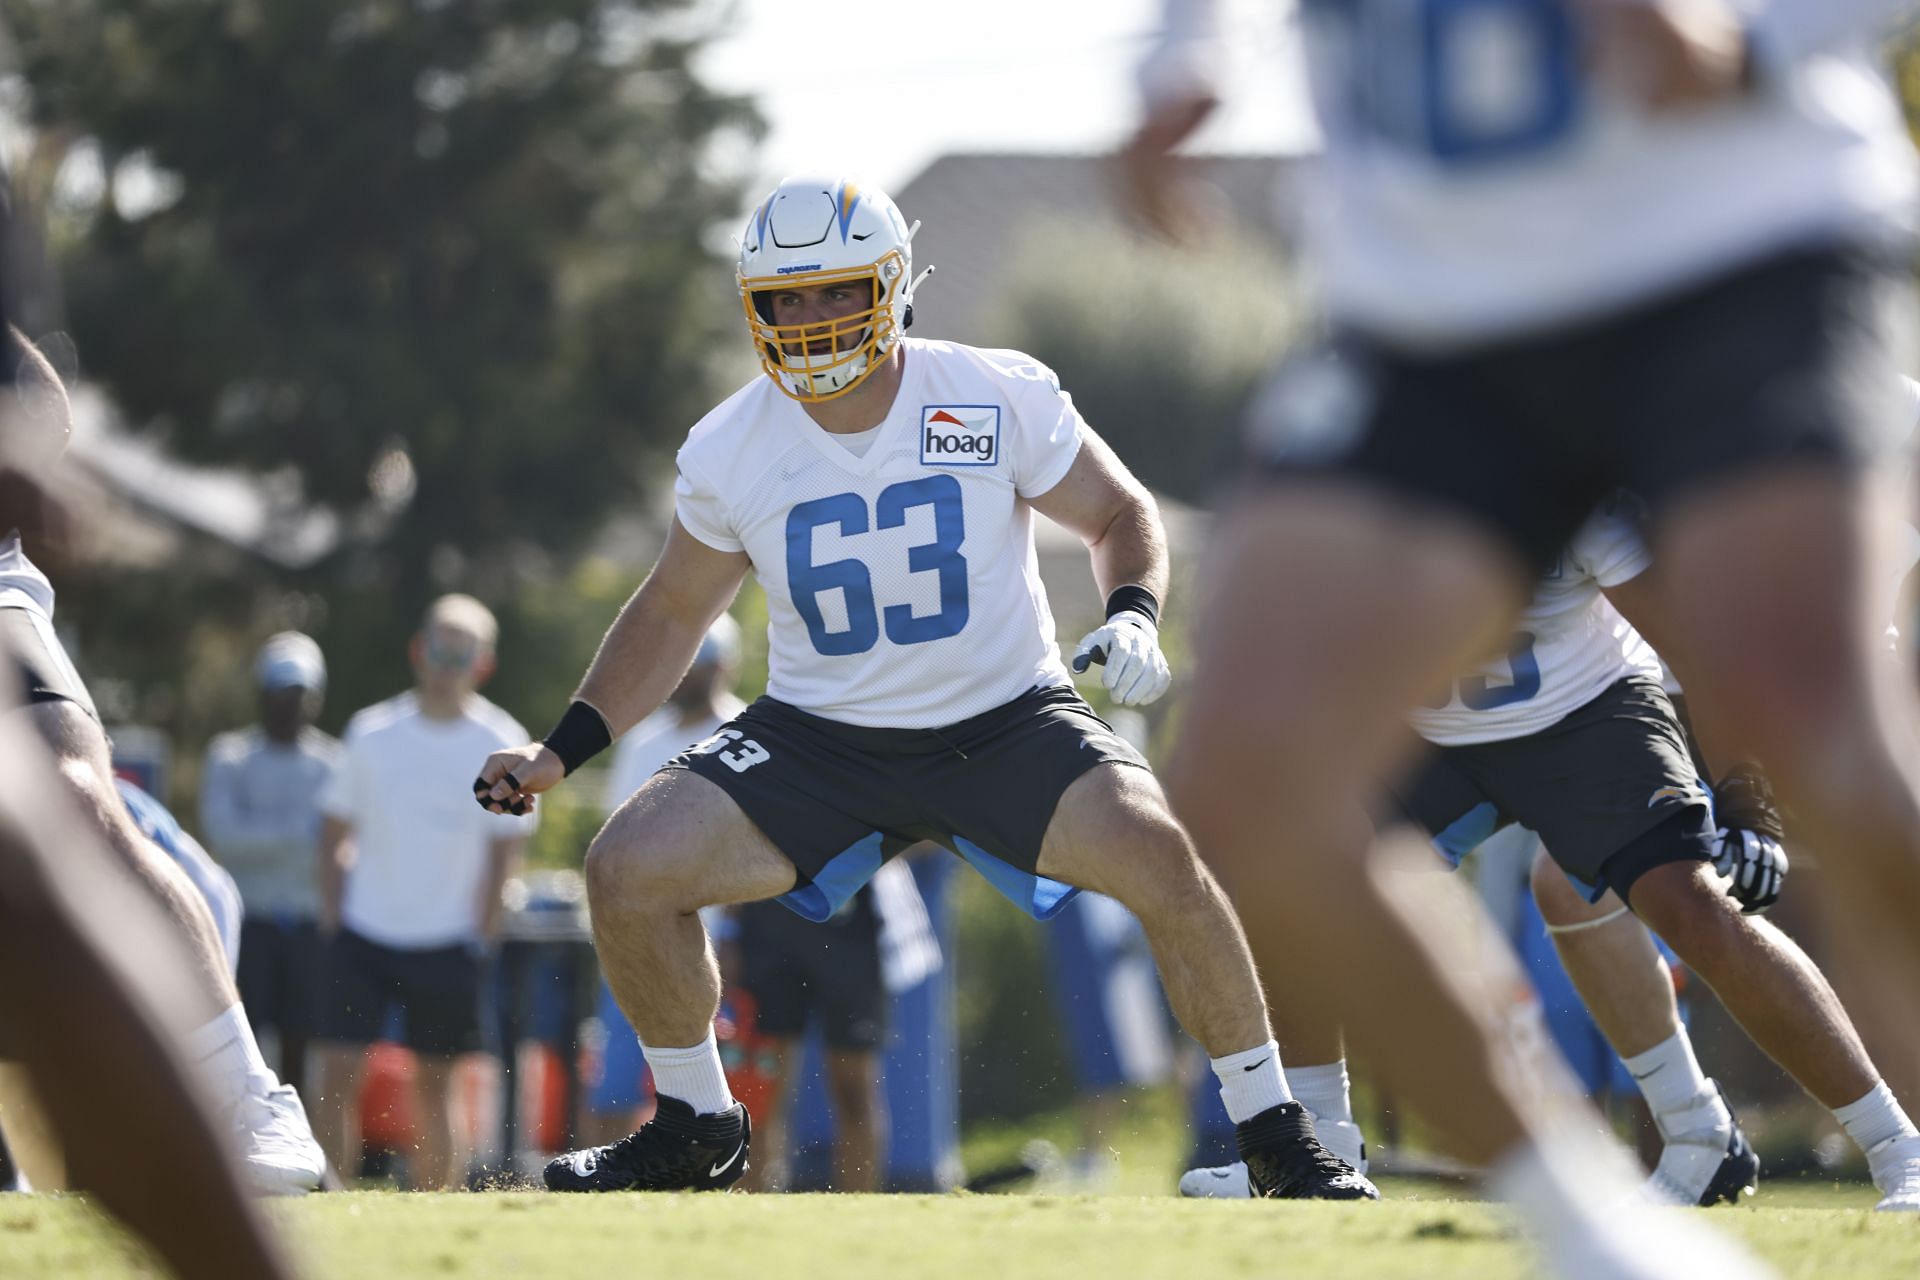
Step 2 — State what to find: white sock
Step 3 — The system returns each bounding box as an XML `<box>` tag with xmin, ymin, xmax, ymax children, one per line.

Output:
<box><xmin>1288</xmin><ymin>1060</ymin><xmax>1354</xmax><ymax>1127</ymax></box>
<box><xmin>185</xmin><ymin>1003</ymin><xmax>272</xmax><ymax>1102</ymax></box>
<box><xmin>1622</xmin><ymin>1030</ymin><xmax>1715</xmax><ymax>1122</ymax></box>
<box><xmin>1834</xmin><ymin>1080</ymin><xmax>1919</xmax><ymax>1157</ymax></box>
<box><xmin>640</xmin><ymin>1029</ymin><xmax>735</xmax><ymax>1116</ymax></box>
<box><xmin>1211</xmin><ymin>1039</ymin><xmax>1293</xmax><ymax>1125</ymax></box>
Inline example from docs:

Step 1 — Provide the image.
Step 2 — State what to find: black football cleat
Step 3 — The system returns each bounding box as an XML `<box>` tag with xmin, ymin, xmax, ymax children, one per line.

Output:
<box><xmin>1238</xmin><ymin>1101</ymin><xmax>1380</xmax><ymax>1201</ymax></box>
<box><xmin>1647</xmin><ymin>1084</ymin><xmax>1759</xmax><ymax>1208</ymax></box>
<box><xmin>1643</xmin><ymin>1090</ymin><xmax>1758</xmax><ymax>1212</ymax></box>
<box><xmin>544</xmin><ymin>1096</ymin><xmax>750</xmax><ymax>1193</ymax></box>
<box><xmin>1697</xmin><ymin>1119</ymin><xmax>1761</xmax><ymax>1207</ymax></box>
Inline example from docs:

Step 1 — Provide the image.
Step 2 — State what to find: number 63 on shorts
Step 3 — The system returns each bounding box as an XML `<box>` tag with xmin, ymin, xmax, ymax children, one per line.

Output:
<box><xmin>693</xmin><ymin>728</ymin><xmax>771</xmax><ymax>774</ymax></box>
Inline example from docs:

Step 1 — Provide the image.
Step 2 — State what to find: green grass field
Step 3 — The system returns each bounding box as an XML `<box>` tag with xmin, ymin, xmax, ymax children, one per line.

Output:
<box><xmin>4</xmin><ymin>1087</ymin><xmax>1915</xmax><ymax>1278</ymax></box>
<box><xmin>1</xmin><ymin>1181</ymin><xmax>1916</xmax><ymax>1280</ymax></box>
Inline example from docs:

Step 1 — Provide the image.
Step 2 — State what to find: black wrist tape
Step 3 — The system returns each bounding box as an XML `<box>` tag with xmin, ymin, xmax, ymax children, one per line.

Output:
<box><xmin>543</xmin><ymin>700</ymin><xmax>613</xmax><ymax>776</ymax></box>
<box><xmin>1105</xmin><ymin>584</ymin><xmax>1160</xmax><ymax>628</ymax></box>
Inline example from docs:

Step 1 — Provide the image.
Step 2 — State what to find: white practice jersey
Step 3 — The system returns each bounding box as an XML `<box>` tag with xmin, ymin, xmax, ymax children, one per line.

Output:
<box><xmin>1147</xmin><ymin>0</ymin><xmax>1918</xmax><ymax>346</ymax></box>
<box><xmin>1412</xmin><ymin>502</ymin><xmax>1659</xmax><ymax>746</ymax></box>
<box><xmin>321</xmin><ymin>691</ymin><xmax>538</xmax><ymax>949</ymax></box>
<box><xmin>0</xmin><ymin>533</ymin><xmax>54</xmax><ymax>619</ymax></box>
<box><xmin>675</xmin><ymin>340</ymin><xmax>1082</xmax><ymax>728</ymax></box>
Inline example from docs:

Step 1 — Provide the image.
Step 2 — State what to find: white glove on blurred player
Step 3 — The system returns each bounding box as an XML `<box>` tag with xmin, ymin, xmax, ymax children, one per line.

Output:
<box><xmin>1712</xmin><ymin>828</ymin><xmax>1787</xmax><ymax>915</ymax></box>
<box><xmin>1071</xmin><ymin>610</ymin><xmax>1172</xmax><ymax>706</ymax></box>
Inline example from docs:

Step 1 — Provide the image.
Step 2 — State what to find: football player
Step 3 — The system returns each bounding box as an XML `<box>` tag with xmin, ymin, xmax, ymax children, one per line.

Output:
<box><xmin>476</xmin><ymin>176</ymin><xmax>1372</xmax><ymax>1200</ymax></box>
<box><xmin>1182</xmin><ymin>496</ymin><xmax>1920</xmax><ymax>1209</ymax></box>
<box><xmin>0</xmin><ymin>328</ymin><xmax>326</xmax><ymax>1195</ymax></box>
<box><xmin>0</xmin><ymin>322</ymin><xmax>297</xmax><ymax>1272</ymax></box>
<box><xmin>1133</xmin><ymin>0</ymin><xmax>1920</xmax><ymax>1273</ymax></box>
<box><xmin>0</xmin><ymin>678</ymin><xmax>299</xmax><ymax>1278</ymax></box>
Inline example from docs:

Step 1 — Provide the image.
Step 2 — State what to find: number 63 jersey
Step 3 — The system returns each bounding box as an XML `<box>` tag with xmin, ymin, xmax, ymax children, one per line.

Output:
<box><xmin>1410</xmin><ymin>501</ymin><xmax>1661</xmax><ymax>747</ymax></box>
<box><xmin>674</xmin><ymin>339</ymin><xmax>1081</xmax><ymax>729</ymax></box>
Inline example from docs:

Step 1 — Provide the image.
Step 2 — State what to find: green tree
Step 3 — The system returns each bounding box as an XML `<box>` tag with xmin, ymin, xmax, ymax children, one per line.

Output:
<box><xmin>0</xmin><ymin>0</ymin><xmax>763</xmax><ymax>751</ymax></box>
<box><xmin>977</xmin><ymin>217</ymin><xmax>1306</xmax><ymax>507</ymax></box>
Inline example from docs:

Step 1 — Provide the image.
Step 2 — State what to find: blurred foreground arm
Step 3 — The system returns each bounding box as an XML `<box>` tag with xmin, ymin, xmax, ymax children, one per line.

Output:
<box><xmin>1120</xmin><ymin>0</ymin><xmax>1225</xmax><ymax>242</ymax></box>
<box><xmin>0</xmin><ymin>717</ymin><xmax>297</xmax><ymax>1280</ymax></box>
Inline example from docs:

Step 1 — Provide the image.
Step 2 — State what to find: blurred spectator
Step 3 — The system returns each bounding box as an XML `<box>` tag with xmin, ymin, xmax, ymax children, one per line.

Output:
<box><xmin>199</xmin><ymin>633</ymin><xmax>338</xmax><ymax>1091</ymax></box>
<box><xmin>310</xmin><ymin>596</ymin><xmax>534</xmax><ymax>1190</ymax></box>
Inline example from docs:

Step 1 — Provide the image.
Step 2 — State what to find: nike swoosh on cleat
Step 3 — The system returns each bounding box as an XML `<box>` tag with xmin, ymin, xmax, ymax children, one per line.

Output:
<box><xmin>709</xmin><ymin>1142</ymin><xmax>745</xmax><ymax>1179</ymax></box>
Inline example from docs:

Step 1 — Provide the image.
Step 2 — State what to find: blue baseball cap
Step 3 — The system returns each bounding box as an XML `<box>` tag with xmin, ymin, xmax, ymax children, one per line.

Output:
<box><xmin>256</xmin><ymin>632</ymin><xmax>326</xmax><ymax>692</ymax></box>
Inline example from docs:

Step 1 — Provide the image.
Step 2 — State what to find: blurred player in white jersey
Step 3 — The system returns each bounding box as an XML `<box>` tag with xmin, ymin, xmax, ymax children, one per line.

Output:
<box><xmin>1129</xmin><ymin>0</ymin><xmax>1920</xmax><ymax>1274</ymax></box>
<box><xmin>1183</xmin><ymin>497</ymin><xmax>1920</xmax><ymax>1207</ymax></box>
<box><xmin>0</xmin><ymin>327</ymin><xmax>298</xmax><ymax>1274</ymax></box>
<box><xmin>476</xmin><ymin>175</ymin><xmax>1372</xmax><ymax>1199</ymax></box>
<box><xmin>0</xmin><ymin>328</ymin><xmax>325</xmax><ymax>1195</ymax></box>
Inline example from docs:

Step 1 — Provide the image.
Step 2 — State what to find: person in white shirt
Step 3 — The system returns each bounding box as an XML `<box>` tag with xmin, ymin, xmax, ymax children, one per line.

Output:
<box><xmin>1122</xmin><ymin>2</ymin><xmax>1920</xmax><ymax>1272</ymax></box>
<box><xmin>312</xmin><ymin>595</ymin><xmax>535</xmax><ymax>1190</ymax></box>
<box><xmin>477</xmin><ymin>175</ymin><xmax>1371</xmax><ymax>1200</ymax></box>
<box><xmin>200</xmin><ymin>632</ymin><xmax>341</xmax><ymax>1095</ymax></box>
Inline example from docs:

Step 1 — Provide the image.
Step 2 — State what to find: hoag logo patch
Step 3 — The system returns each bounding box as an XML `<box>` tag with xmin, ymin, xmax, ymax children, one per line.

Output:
<box><xmin>920</xmin><ymin>405</ymin><xmax>999</xmax><ymax>467</ymax></box>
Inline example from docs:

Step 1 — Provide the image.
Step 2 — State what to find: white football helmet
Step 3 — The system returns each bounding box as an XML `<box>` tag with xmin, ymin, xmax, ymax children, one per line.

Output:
<box><xmin>737</xmin><ymin>176</ymin><xmax>927</xmax><ymax>403</ymax></box>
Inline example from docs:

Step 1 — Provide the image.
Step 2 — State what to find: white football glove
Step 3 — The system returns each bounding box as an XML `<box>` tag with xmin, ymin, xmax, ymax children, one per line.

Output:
<box><xmin>1712</xmin><ymin>827</ymin><xmax>1787</xmax><ymax>915</ymax></box>
<box><xmin>1070</xmin><ymin>610</ymin><xmax>1171</xmax><ymax>706</ymax></box>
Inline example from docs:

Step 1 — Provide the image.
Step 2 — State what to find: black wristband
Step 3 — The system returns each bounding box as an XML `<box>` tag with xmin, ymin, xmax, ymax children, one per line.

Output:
<box><xmin>1104</xmin><ymin>585</ymin><xmax>1160</xmax><ymax>628</ymax></box>
<box><xmin>543</xmin><ymin>700</ymin><xmax>613</xmax><ymax>776</ymax></box>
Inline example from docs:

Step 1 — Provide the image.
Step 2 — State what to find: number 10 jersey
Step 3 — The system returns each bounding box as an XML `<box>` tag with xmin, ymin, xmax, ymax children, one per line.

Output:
<box><xmin>674</xmin><ymin>339</ymin><xmax>1082</xmax><ymax>729</ymax></box>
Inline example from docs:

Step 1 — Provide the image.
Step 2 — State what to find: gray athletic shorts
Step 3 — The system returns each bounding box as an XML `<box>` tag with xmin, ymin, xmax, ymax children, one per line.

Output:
<box><xmin>664</xmin><ymin>684</ymin><xmax>1150</xmax><ymax>923</ymax></box>
<box><xmin>1250</xmin><ymin>243</ymin><xmax>1912</xmax><ymax>579</ymax></box>
<box><xmin>1394</xmin><ymin>675</ymin><xmax>1717</xmax><ymax>902</ymax></box>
